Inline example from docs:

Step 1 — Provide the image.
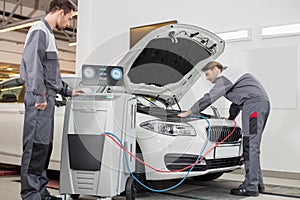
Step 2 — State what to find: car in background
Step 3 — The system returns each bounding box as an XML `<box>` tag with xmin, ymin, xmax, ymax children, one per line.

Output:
<box><xmin>0</xmin><ymin>77</ymin><xmax>66</xmax><ymax>170</ymax></box>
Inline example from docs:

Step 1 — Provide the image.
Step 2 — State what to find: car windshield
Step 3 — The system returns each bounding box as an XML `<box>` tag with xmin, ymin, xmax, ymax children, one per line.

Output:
<box><xmin>0</xmin><ymin>78</ymin><xmax>24</xmax><ymax>102</ymax></box>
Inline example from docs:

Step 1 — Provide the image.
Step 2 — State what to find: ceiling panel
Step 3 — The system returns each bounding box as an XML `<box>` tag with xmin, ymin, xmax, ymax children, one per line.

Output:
<box><xmin>0</xmin><ymin>0</ymin><xmax>78</xmax><ymax>81</ymax></box>
<box><xmin>3</xmin><ymin>0</ymin><xmax>78</xmax><ymax>12</ymax></box>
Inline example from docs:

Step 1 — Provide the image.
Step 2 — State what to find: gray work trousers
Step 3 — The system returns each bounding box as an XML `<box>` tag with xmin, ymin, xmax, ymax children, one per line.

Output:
<box><xmin>20</xmin><ymin>92</ymin><xmax>55</xmax><ymax>200</ymax></box>
<box><xmin>241</xmin><ymin>99</ymin><xmax>270</xmax><ymax>192</ymax></box>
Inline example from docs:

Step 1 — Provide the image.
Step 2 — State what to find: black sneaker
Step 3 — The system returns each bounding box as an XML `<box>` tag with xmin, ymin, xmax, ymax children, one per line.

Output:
<box><xmin>230</xmin><ymin>186</ymin><xmax>259</xmax><ymax>196</ymax></box>
<box><xmin>258</xmin><ymin>185</ymin><xmax>265</xmax><ymax>193</ymax></box>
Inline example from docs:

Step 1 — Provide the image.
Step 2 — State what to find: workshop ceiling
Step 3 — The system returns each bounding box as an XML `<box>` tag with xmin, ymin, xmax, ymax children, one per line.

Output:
<box><xmin>4</xmin><ymin>0</ymin><xmax>54</xmax><ymax>11</ymax></box>
<box><xmin>0</xmin><ymin>0</ymin><xmax>77</xmax><ymax>81</ymax></box>
<box><xmin>0</xmin><ymin>62</ymin><xmax>19</xmax><ymax>81</ymax></box>
<box><xmin>4</xmin><ymin>0</ymin><xmax>78</xmax><ymax>12</ymax></box>
<box><xmin>0</xmin><ymin>0</ymin><xmax>78</xmax><ymax>42</ymax></box>
<box><xmin>0</xmin><ymin>61</ymin><xmax>74</xmax><ymax>81</ymax></box>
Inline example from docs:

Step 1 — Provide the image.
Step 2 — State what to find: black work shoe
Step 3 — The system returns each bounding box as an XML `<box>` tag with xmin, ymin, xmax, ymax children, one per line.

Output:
<box><xmin>258</xmin><ymin>185</ymin><xmax>265</xmax><ymax>193</ymax></box>
<box><xmin>43</xmin><ymin>195</ymin><xmax>62</xmax><ymax>200</ymax></box>
<box><xmin>230</xmin><ymin>186</ymin><xmax>259</xmax><ymax>196</ymax></box>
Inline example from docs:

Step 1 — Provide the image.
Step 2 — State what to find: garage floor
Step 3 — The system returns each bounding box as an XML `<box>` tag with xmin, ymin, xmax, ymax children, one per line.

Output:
<box><xmin>1</xmin><ymin>171</ymin><xmax>300</xmax><ymax>200</ymax></box>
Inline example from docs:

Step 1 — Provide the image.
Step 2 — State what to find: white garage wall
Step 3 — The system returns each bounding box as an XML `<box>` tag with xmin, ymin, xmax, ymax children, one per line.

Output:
<box><xmin>77</xmin><ymin>0</ymin><xmax>300</xmax><ymax>173</ymax></box>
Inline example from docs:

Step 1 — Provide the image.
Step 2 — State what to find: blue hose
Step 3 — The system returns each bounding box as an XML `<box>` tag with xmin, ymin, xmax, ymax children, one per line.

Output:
<box><xmin>104</xmin><ymin>115</ymin><xmax>211</xmax><ymax>192</ymax></box>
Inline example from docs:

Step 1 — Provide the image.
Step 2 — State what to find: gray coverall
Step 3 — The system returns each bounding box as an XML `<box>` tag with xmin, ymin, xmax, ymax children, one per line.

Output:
<box><xmin>20</xmin><ymin>19</ymin><xmax>72</xmax><ymax>200</ymax></box>
<box><xmin>190</xmin><ymin>66</ymin><xmax>270</xmax><ymax>192</ymax></box>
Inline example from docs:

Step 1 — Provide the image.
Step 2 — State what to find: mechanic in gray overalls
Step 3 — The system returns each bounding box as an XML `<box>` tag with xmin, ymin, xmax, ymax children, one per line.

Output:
<box><xmin>19</xmin><ymin>1</ymin><xmax>82</xmax><ymax>199</ymax></box>
<box><xmin>178</xmin><ymin>61</ymin><xmax>270</xmax><ymax>196</ymax></box>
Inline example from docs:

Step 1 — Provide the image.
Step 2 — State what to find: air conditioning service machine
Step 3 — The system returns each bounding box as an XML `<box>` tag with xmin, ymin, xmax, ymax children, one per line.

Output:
<box><xmin>59</xmin><ymin>65</ymin><xmax>137</xmax><ymax>200</ymax></box>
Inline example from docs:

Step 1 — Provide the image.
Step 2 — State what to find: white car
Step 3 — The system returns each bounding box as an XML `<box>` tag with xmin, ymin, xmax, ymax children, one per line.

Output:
<box><xmin>115</xmin><ymin>24</ymin><xmax>243</xmax><ymax>181</ymax></box>
<box><xmin>0</xmin><ymin>24</ymin><xmax>243</xmax><ymax>183</ymax></box>
<box><xmin>0</xmin><ymin>77</ymin><xmax>66</xmax><ymax>170</ymax></box>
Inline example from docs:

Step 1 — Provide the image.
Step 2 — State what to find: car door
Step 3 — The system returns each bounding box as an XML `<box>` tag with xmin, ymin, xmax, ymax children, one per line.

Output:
<box><xmin>0</xmin><ymin>78</ymin><xmax>25</xmax><ymax>165</ymax></box>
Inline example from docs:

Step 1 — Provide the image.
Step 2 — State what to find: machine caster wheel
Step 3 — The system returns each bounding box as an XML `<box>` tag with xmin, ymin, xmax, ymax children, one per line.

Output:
<box><xmin>70</xmin><ymin>194</ymin><xmax>80</xmax><ymax>199</ymax></box>
<box><xmin>125</xmin><ymin>176</ymin><xmax>136</xmax><ymax>200</ymax></box>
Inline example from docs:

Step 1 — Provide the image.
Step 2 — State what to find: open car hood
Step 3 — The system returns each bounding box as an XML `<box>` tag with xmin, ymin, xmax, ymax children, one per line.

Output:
<box><xmin>117</xmin><ymin>24</ymin><xmax>225</xmax><ymax>106</ymax></box>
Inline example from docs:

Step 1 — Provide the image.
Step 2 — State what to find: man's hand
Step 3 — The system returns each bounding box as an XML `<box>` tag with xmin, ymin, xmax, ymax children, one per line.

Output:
<box><xmin>35</xmin><ymin>102</ymin><xmax>47</xmax><ymax>110</ymax></box>
<box><xmin>177</xmin><ymin>109</ymin><xmax>193</xmax><ymax>118</ymax></box>
<box><xmin>72</xmin><ymin>89</ymin><xmax>84</xmax><ymax>97</ymax></box>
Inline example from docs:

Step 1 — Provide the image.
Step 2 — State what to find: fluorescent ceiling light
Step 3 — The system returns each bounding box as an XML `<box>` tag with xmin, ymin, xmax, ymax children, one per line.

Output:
<box><xmin>0</xmin><ymin>16</ymin><xmax>42</xmax><ymax>33</ymax></box>
<box><xmin>216</xmin><ymin>29</ymin><xmax>250</xmax><ymax>42</ymax></box>
<box><xmin>6</xmin><ymin>68</ymin><xmax>13</xmax><ymax>71</ymax></box>
<box><xmin>73</xmin><ymin>11</ymin><xmax>78</xmax><ymax>17</ymax></box>
<box><xmin>9</xmin><ymin>74</ymin><xmax>20</xmax><ymax>78</ymax></box>
<box><xmin>0</xmin><ymin>21</ymin><xmax>36</xmax><ymax>33</ymax></box>
<box><xmin>68</xmin><ymin>42</ymin><xmax>77</xmax><ymax>46</ymax></box>
<box><xmin>262</xmin><ymin>23</ymin><xmax>300</xmax><ymax>38</ymax></box>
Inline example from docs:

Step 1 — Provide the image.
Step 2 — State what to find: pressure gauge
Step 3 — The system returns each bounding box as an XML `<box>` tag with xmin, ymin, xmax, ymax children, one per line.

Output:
<box><xmin>110</xmin><ymin>68</ymin><xmax>123</xmax><ymax>80</ymax></box>
<box><xmin>83</xmin><ymin>66</ymin><xmax>96</xmax><ymax>79</ymax></box>
<box><xmin>82</xmin><ymin>65</ymin><xmax>123</xmax><ymax>86</ymax></box>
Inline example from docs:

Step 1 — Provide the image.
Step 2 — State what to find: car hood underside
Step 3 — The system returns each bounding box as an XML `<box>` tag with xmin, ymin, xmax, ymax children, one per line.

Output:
<box><xmin>137</xmin><ymin>106</ymin><xmax>215</xmax><ymax>122</ymax></box>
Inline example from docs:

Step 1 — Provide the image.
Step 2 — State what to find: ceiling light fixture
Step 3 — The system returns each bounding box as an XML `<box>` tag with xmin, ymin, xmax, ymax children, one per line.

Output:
<box><xmin>0</xmin><ymin>17</ymin><xmax>42</xmax><ymax>33</ymax></box>
<box><xmin>68</xmin><ymin>42</ymin><xmax>77</xmax><ymax>46</ymax></box>
<box><xmin>262</xmin><ymin>23</ymin><xmax>300</xmax><ymax>38</ymax></box>
<box><xmin>73</xmin><ymin>11</ymin><xmax>78</xmax><ymax>17</ymax></box>
<box><xmin>9</xmin><ymin>74</ymin><xmax>20</xmax><ymax>78</ymax></box>
<box><xmin>0</xmin><ymin>21</ymin><xmax>36</xmax><ymax>33</ymax></box>
<box><xmin>216</xmin><ymin>29</ymin><xmax>250</xmax><ymax>42</ymax></box>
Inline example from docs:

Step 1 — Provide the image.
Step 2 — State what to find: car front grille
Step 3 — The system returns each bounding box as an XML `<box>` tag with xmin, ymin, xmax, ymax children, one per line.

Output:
<box><xmin>206</xmin><ymin>126</ymin><xmax>242</xmax><ymax>143</ymax></box>
<box><xmin>164</xmin><ymin>154</ymin><xmax>243</xmax><ymax>171</ymax></box>
<box><xmin>206</xmin><ymin>157</ymin><xmax>243</xmax><ymax>169</ymax></box>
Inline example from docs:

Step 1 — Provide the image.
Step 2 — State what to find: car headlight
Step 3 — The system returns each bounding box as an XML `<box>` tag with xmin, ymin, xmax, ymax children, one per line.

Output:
<box><xmin>140</xmin><ymin>120</ymin><xmax>196</xmax><ymax>136</ymax></box>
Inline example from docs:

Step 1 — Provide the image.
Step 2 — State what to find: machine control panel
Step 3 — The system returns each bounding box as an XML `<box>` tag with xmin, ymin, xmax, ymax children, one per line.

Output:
<box><xmin>82</xmin><ymin>64</ymin><xmax>124</xmax><ymax>86</ymax></box>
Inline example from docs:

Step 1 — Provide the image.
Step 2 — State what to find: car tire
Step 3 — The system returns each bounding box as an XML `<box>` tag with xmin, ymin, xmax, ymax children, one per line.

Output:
<box><xmin>192</xmin><ymin>172</ymin><xmax>224</xmax><ymax>181</ymax></box>
<box><xmin>70</xmin><ymin>194</ymin><xmax>80</xmax><ymax>199</ymax></box>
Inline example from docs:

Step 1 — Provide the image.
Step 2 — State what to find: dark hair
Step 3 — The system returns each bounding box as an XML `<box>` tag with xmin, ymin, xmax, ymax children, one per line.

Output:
<box><xmin>202</xmin><ymin>61</ymin><xmax>223</xmax><ymax>72</ymax></box>
<box><xmin>49</xmin><ymin>0</ymin><xmax>75</xmax><ymax>15</ymax></box>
